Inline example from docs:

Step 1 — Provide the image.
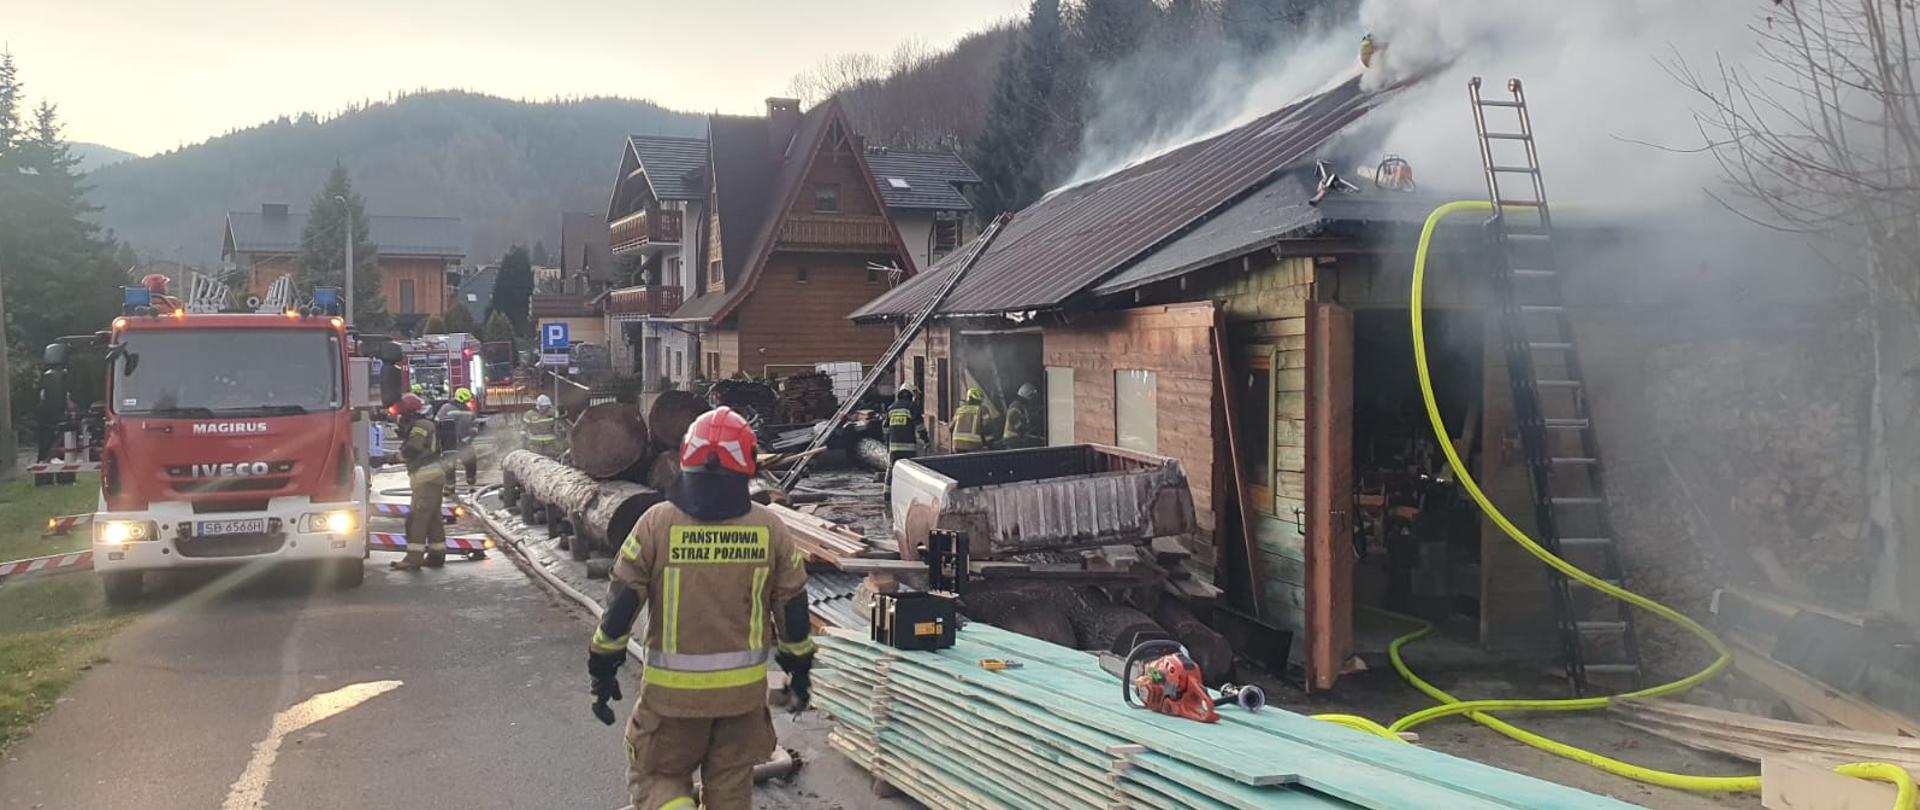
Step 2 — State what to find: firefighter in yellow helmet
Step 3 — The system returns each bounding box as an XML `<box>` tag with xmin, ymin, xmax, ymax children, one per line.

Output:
<box><xmin>587</xmin><ymin>407</ymin><xmax>813</xmax><ymax>810</ymax></box>
<box><xmin>524</xmin><ymin>394</ymin><xmax>564</xmax><ymax>458</ymax></box>
<box><xmin>950</xmin><ymin>386</ymin><xmax>987</xmax><ymax>452</ymax></box>
<box><xmin>389</xmin><ymin>393</ymin><xmax>447</xmax><ymax>570</ymax></box>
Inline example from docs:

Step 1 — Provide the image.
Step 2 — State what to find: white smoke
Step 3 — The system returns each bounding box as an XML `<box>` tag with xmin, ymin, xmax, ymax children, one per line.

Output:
<box><xmin>1069</xmin><ymin>0</ymin><xmax>1776</xmax><ymax>215</ymax></box>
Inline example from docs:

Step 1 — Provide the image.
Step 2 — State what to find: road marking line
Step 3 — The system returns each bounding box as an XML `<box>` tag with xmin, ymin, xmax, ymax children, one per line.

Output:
<box><xmin>221</xmin><ymin>680</ymin><xmax>403</xmax><ymax>810</ymax></box>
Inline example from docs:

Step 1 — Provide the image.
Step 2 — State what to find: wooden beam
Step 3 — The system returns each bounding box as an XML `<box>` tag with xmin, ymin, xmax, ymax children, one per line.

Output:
<box><xmin>1762</xmin><ymin>755</ymin><xmax>1902</xmax><ymax>810</ymax></box>
<box><xmin>1728</xmin><ymin>632</ymin><xmax>1920</xmax><ymax>738</ymax></box>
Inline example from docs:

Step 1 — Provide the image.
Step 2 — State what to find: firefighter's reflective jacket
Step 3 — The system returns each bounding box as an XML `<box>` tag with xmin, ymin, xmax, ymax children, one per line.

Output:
<box><xmin>525</xmin><ymin>412</ymin><xmax>562</xmax><ymax>453</ymax></box>
<box><xmin>950</xmin><ymin>403</ymin><xmax>984</xmax><ymax>452</ymax></box>
<box><xmin>596</xmin><ymin>502</ymin><xmax>809</xmax><ymax>717</ymax></box>
<box><xmin>400</xmin><ymin>417</ymin><xmax>443</xmax><ymax>483</ymax></box>
<box><xmin>886</xmin><ymin>405</ymin><xmax>920</xmax><ymax>454</ymax></box>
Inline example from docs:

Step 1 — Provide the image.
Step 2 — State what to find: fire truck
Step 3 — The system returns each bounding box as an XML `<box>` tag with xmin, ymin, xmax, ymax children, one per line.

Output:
<box><xmin>399</xmin><ymin>332</ymin><xmax>486</xmax><ymax>407</ymax></box>
<box><xmin>73</xmin><ymin>286</ymin><xmax>376</xmax><ymax>604</ymax></box>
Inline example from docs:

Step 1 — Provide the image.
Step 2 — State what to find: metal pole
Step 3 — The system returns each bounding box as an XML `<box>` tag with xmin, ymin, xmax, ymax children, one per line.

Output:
<box><xmin>336</xmin><ymin>194</ymin><xmax>355</xmax><ymax>326</ymax></box>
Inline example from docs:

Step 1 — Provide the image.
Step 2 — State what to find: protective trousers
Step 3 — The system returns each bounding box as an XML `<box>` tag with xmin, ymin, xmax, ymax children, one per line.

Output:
<box><xmin>625</xmin><ymin>702</ymin><xmax>775</xmax><ymax>810</ymax></box>
<box><xmin>402</xmin><ymin>471</ymin><xmax>448</xmax><ymax>566</ymax></box>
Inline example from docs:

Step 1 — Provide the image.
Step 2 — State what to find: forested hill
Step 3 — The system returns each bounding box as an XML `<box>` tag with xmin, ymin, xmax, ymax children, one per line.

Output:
<box><xmin>85</xmin><ymin>91</ymin><xmax>701</xmax><ymax>265</ymax></box>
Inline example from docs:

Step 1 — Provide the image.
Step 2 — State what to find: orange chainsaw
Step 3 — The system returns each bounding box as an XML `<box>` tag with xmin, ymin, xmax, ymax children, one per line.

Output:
<box><xmin>1120</xmin><ymin>640</ymin><xmax>1266</xmax><ymax>724</ymax></box>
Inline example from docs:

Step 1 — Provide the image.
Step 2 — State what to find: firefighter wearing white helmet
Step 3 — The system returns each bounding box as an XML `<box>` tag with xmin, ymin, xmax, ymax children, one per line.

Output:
<box><xmin>525</xmin><ymin>394</ymin><xmax>564</xmax><ymax>458</ymax></box>
<box><xmin>1000</xmin><ymin>382</ymin><xmax>1041</xmax><ymax>449</ymax></box>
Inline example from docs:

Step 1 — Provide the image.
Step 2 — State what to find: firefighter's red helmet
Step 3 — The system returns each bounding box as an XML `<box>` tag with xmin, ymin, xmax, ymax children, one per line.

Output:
<box><xmin>141</xmin><ymin>273</ymin><xmax>170</xmax><ymax>295</ymax></box>
<box><xmin>393</xmin><ymin>392</ymin><xmax>427</xmax><ymax>417</ymax></box>
<box><xmin>680</xmin><ymin>406</ymin><xmax>756</xmax><ymax>476</ymax></box>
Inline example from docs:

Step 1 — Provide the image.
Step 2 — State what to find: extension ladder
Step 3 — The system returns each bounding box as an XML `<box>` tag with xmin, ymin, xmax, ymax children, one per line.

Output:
<box><xmin>1469</xmin><ymin>76</ymin><xmax>1642</xmax><ymax>696</ymax></box>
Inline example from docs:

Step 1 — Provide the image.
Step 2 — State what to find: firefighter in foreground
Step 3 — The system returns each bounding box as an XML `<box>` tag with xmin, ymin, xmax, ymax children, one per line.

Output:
<box><xmin>390</xmin><ymin>393</ymin><xmax>448</xmax><ymax>570</ymax></box>
<box><xmin>525</xmin><ymin>394</ymin><xmax>564</xmax><ymax>458</ymax></box>
<box><xmin>950</xmin><ymin>386</ymin><xmax>987</xmax><ymax>453</ymax></box>
<box><xmin>587</xmin><ymin>407</ymin><xmax>814</xmax><ymax>810</ymax></box>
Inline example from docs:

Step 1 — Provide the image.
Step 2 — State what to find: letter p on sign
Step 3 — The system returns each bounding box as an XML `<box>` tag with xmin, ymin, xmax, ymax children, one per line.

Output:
<box><xmin>542</xmin><ymin>323</ymin><xmax>569</xmax><ymax>352</ymax></box>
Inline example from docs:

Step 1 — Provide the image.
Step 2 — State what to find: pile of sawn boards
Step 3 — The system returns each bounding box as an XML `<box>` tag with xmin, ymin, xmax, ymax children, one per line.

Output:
<box><xmin>815</xmin><ymin>624</ymin><xmax>1639</xmax><ymax>810</ymax></box>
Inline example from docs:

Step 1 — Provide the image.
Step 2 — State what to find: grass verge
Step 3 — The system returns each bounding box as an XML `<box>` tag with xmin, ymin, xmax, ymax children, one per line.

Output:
<box><xmin>0</xmin><ymin>473</ymin><xmax>130</xmax><ymax>751</ymax></box>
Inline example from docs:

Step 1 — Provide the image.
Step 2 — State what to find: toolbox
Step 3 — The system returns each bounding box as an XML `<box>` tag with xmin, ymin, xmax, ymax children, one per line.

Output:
<box><xmin>870</xmin><ymin>591</ymin><xmax>958</xmax><ymax>651</ymax></box>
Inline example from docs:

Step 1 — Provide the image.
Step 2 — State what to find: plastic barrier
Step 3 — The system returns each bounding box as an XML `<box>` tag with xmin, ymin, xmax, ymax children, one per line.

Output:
<box><xmin>0</xmin><ymin>551</ymin><xmax>95</xmax><ymax>581</ymax></box>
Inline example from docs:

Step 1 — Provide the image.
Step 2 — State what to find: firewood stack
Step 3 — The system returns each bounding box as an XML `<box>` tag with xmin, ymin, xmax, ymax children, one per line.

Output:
<box><xmin>706</xmin><ymin>379</ymin><xmax>778</xmax><ymax>426</ymax></box>
<box><xmin>776</xmin><ymin>372</ymin><xmax>839</xmax><ymax>424</ymax></box>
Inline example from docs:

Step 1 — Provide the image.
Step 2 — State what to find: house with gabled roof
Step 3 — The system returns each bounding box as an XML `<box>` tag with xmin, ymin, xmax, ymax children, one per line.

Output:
<box><xmin>221</xmin><ymin>203</ymin><xmax>465</xmax><ymax>332</ymax></box>
<box><xmin>600</xmin><ymin>98</ymin><xmax>979</xmax><ymax>390</ymax></box>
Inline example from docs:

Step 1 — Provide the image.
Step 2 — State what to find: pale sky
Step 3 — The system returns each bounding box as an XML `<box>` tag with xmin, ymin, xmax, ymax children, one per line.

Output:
<box><xmin>7</xmin><ymin>0</ymin><xmax>1028</xmax><ymax>155</ymax></box>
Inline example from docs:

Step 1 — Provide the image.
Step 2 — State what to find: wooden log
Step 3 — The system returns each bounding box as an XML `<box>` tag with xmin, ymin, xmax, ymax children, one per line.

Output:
<box><xmin>579</xmin><ymin>479</ymin><xmax>662</xmax><ymax>553</ymax></box>
<box><xmin>568</xmin><ymin>402</ymin><xmax>653</xmax><ymax>480</ymax></box>
<box><xmin>1067</xmin><ymin>591</ymin><xmax>1166</xmax><ymax>655</ymax></box>
<box><xmin>856</xmin><ymin>438</ymin><xmax>891</xmax><ymax>472</ymax></box>
<box><xmin>960</xmin><ymin>588</ymin><xmax>1079</xmax><ymax>648</ymax></box>
<box><xmin>646</xmin><ymin>451</ymin><xmax>681</xmax><ymax>490</ymax></box>
<box><xmin>1155</xmin><ymin>600</ymin><xmax>1235</xmax><ymax>686</ymax></box>
<box><xmin>500</xmin><ymin>449</ymin><xmax>661</xmax><ymax>554</ymax></box>
<box><xmin>647</xmin><ymin>390</ymin><xmax>705</xmax><ymax>452</ymax></box>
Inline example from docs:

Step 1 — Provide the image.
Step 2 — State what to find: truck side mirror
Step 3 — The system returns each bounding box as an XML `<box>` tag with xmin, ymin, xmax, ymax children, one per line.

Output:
<box><xmin>42</xmin><ymin>343</ymin><xmax>67</xmax><ymax>367</ymax></box>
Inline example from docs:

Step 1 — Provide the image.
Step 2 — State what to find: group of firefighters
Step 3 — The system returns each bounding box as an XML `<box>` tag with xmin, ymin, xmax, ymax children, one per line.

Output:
<box><xmin>381</xmin><ymin>377</ymin><xmax>1062</xmax><ymax>807</ymax></box>
<box><xmin>885</xmin><ymin>381</ymin><xmax>1042</xmax><ymax>464</ymax></box>
<box><xmin>383</xmin><ymin>389</ymin><xmax>566</xmax><ymax>570</ymax></box>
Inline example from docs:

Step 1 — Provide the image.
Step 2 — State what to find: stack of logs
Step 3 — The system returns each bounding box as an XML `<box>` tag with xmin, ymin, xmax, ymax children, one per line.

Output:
<box><xmin>776</xmin><ymin>373</ymin><xmax>838</xmax><ymax>424</ymax></box>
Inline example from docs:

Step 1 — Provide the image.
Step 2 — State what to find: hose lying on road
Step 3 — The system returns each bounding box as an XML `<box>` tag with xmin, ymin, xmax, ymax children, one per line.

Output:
<box><xmin>1303</xmin><ymin>199</ymin><xmax>1914</xmax><ymax>809</ymax></box>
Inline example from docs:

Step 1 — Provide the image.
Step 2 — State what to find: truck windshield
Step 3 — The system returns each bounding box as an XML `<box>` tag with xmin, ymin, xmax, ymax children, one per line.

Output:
<box><xmin>113</xmin><ymin>329</ymin><xmax>342</xmax><ymax>416</ymax></box>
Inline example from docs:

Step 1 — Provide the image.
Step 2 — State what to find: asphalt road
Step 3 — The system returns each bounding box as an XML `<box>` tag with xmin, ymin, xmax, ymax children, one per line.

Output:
<box><xmin>0</xmin><ymin>552</ymin><xmax>637</xmax><ymax>809</ymax></box>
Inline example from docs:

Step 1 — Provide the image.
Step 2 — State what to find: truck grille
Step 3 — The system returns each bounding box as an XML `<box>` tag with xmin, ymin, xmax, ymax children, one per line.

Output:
<box><xmin>176</xmin><ymin>533</ymin><xmax>285</xmax><ymax>558</ymax></box>
<box><xmin>172</xmin><ymin>477</ymin><xmax>292</xmax><ymax>495</ymax></box>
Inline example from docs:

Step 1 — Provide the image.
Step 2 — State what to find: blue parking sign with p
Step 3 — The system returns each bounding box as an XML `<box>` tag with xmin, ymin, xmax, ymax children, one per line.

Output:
<box><xmin>542</xmin><ymin>323</ymin><xmax>569</xmax><ymax>351</ymax></box>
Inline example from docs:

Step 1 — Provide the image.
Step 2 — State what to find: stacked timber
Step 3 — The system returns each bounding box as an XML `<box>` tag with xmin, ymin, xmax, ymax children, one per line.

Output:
<box><xmin>776</xmin><ymin>372</ymin><xmax>838</xmax><ymax>423</ymax></box>
<box><xmin>569</xmin><ymin>402</ymin><xmax>653</xmax><ymax>480</ymax></box>
<box><xmin>707</xmin><ymin>379</ymin><xmax>778</xmax><ymax>422</ymax></box>
<box><xmin>766</xmin><ymin>503</ymin><xmax>868</xmax><ymax>563</ymax></box>
<box><xmin>814</xmin><ymin>624</ymin><xmax>1639</xmax><ymax>810</ymax></box>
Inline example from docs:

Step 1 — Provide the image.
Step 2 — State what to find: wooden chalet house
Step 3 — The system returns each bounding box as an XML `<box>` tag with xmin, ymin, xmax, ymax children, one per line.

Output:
<box><xmin>602</xmin><ymin>98</ymin><xmax>977</xmax><ymax>390</ymax></box>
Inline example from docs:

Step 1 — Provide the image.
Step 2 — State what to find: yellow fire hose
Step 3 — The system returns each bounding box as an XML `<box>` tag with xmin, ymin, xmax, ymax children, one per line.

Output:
<box><xmin>1309</xmin><ymin>199</ymin><xmax>1913</xmax><ymax>808</ymax></box>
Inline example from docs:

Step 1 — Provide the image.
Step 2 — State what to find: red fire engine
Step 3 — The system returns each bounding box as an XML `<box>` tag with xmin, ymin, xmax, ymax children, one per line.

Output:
<box><xmin>82</xmin><ymin>287</ymin><xmax>371</xmax><ymax>603</ymax></box>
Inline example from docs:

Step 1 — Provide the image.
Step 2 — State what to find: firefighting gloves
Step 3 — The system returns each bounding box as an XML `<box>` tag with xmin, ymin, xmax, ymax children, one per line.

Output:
<box><xmin>588</xmin><ymin>650</ymin><xmax>624</xmax><ymax>725</ymax></box>
<box><xmin>775</xmin><ymin>648</ymin><xmax>814</xmax><ymax>715</ymax></box>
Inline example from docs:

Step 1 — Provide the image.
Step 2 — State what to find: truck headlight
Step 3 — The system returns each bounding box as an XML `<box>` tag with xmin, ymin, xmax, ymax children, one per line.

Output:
<box><xmin>96</xmin><ymin>520</ymin><xmax>155</xmax><ymax>544</ymax></box>
<box><xmin>299</xmin><ymin>510</ymin><xmax>358</xmax><ymax>534</ymax></box>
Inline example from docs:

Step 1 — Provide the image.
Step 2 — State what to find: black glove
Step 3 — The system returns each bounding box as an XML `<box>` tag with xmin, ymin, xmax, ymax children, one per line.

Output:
<box><xmin>776</xmin><ymin>649</ymin><xmax>815</xmax><ymax>714</ymax></box>
<box><xmin>588</xmin><ymin>651</ymin><xmax>624</xmax><ymax>725</ymax></box>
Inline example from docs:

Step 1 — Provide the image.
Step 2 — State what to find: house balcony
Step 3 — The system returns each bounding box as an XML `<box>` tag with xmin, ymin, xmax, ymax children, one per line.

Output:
<box><xmin>605</xmin><ymin>285</ymin><xmax>683</xmax><ymax>319</ymax></box>
<box><xmin>777</xmin><ymin>214</ymin><xmax>896</xmax><ymax>253</ymax></box>
<box><xmin>609</xmin><ymin>209</ymin><xmax>683</xmax><ymax>256</ymax></box>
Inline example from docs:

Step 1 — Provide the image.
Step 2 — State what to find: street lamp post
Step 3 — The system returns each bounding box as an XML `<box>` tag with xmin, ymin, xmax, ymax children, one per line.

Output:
<box><xmin>334</xmin><ymin>194</ymin><xmax>354</xmax><ymax>326</ymax></box>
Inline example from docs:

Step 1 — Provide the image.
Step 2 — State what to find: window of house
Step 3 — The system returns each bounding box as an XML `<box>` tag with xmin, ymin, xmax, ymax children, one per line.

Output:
<box><xmin>936</xmin><ymin>357</ymin><xmax>951</xmax><ymax>421</ymax></box>
<box><xmin>796</xmin><ymin>265</ymin><xmax>809</xmax><ymax>284</ymax></box>
<box><xmin>706</xmin><ymin>352</ymin><xmax>719</xmax><ymax>379</ymax></box>
<box><xmin>911</xmin><ymin>356</ymin><xmax>926</xmax><ymax>401</ymax></box>
<box><xmin>399</xmin><ymin>279</ymin><xmax>416</xmax><ymax>314</ymax></box>
<box><xmin>887</xmin><ymin>177</ymin><xmax>911</xmax><ymax>190</ymax></box>
<box><xmin>813</xmin><ymin>185</ymin><xmax>840</xmax><ymax>213</ymax></box>
<box><xmin>932</xmin><ymin>215</ymin><xmax>962</xmax><ymax>260</ymax></box>
<box><xmin>668</xmin><ymin>257</ymin><xmax>682</xmax><ymax>287</ymax></box>
<box><xmin>1046</xmin><ymin>367</ymin><xmax>1075</xmax><ymax>445</ymax></box>
<box><xmin>1114</xmin><ymin>369</ymin><xmax>1158</xmax><ymax>453</ymax></box>
<box><xmin>673</xmin><ymin>351</ymin><xmax>682</xmax><ymax>378</ymax></box>
<box><xmin>708</xmin><ymin>259</ymin><xmax>725</xmax><ymax>292</ymax></box>
<box><xmin>866</xmin><ymin>266</ymin><xmax>879</xmax><ymax>284</ymax></box>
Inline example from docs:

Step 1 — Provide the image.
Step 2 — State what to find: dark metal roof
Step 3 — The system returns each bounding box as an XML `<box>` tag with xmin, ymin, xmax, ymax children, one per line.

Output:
<box><xmin>627</xmin><ymin>135</ymin><xmax>710</xmax><ymax>201</ymax></box>
<box><xmin>807</xmin><ymin>570</ymin><xmax>868</xmax><ymax>629</ymax></box>
<box><xmin>1090</xmin><ymin>171</ymin><xmax>1322</xmax><ymax>296</ymax></box>
<box><xmin>225</xmin><ymin>209</ymin><xmax>466</xmax><ymax>258</ymax></box>
<box><xmin>561</xmin><ymin>211</ymin><xmax>615</xmax><ymax>282</ymax></box>
<box><xmin>864</xmin><ymin>147</ymin><xmax>979</xmax><ymax>211</ymax></box>
<box><xmin>850</xmin><ymin>74</ymin><xmax>1399</xmax><ymax>321</ymax></box>
<box><xmin>455</xmin><ymin>266</ymin><xmax>498</xmax><ymax>322</ymax></box>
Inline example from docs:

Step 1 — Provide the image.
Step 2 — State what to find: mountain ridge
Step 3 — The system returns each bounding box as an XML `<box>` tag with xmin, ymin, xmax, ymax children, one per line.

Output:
<box><xmin>85</xmin><ymin>90</ymin><xmax>702</xmax><ymax>265</ymax></box>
